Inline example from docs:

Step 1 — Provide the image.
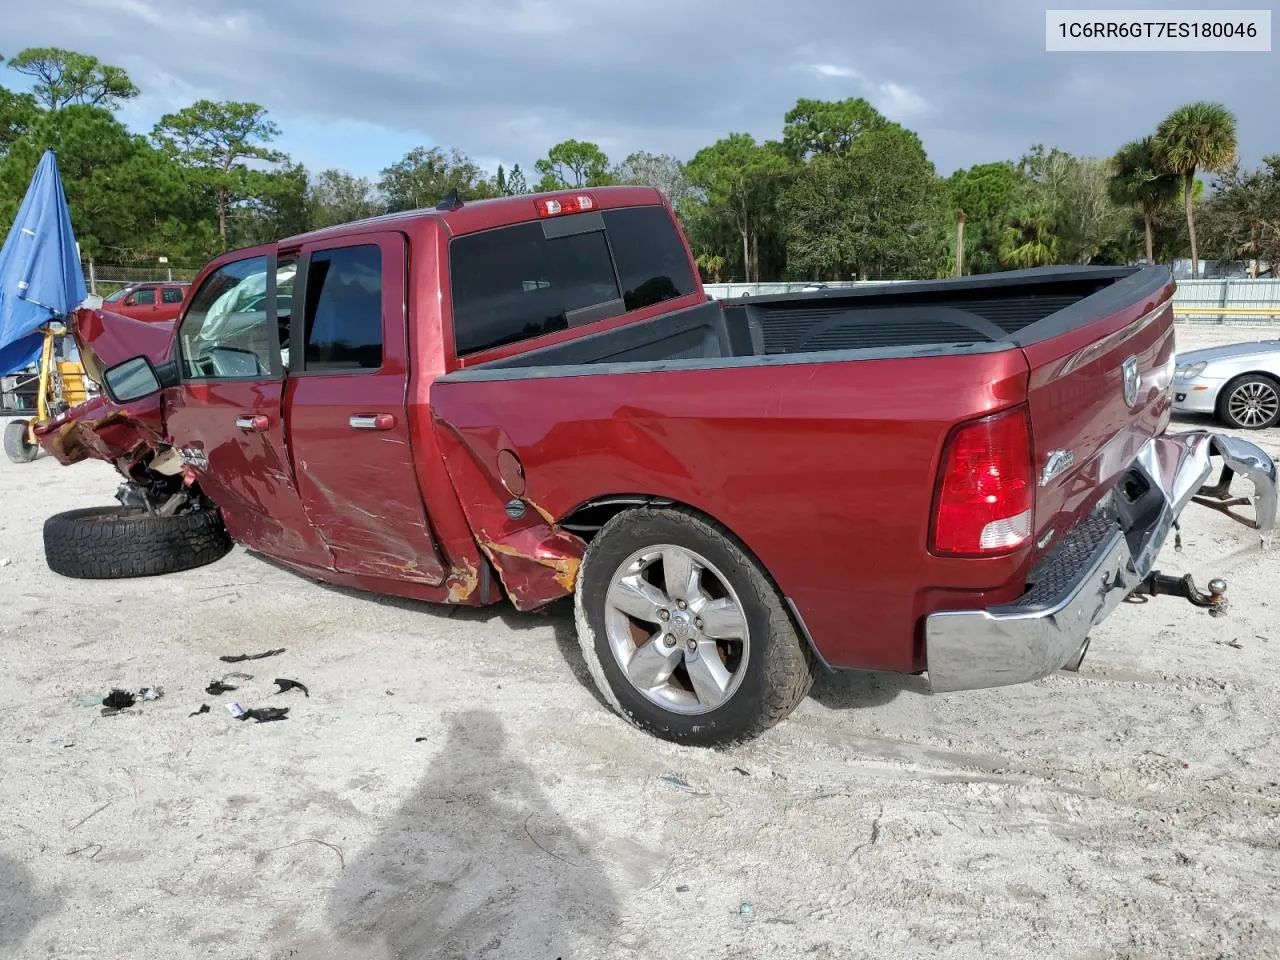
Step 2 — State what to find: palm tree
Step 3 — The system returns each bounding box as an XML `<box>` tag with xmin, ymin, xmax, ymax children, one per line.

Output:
<box><xmin>1154</xmin><ymin>102</ymin><xmax>1238</xmax><ymax>278</ymax></box>
<box><xmin>696</xmin><ymin>252</ymin><xmax>726</xmax><ymax>282</ymax></box>
<box><xmin>999</xmin><ymin>208</ymin><xmax>1059</xmax><ymax>268</ymax></box>
<box><xmin>1108</xmin><ymin>138</ymin><xmax>1180</xmax><ymax>265</ymax></box>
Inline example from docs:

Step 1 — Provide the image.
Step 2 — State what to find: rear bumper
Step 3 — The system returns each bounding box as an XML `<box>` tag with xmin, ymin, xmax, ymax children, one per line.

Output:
<box><xmin>925</xmin><ymin>431</ymin><xmax>1277</xmax><ymax>693</ymax></box>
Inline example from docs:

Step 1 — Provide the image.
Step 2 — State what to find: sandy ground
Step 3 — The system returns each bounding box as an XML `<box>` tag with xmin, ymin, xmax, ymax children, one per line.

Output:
<box><xmin>2</xmin><ymin>323</ymin><xmax>1279</xmax><ymax>960</ymax></box>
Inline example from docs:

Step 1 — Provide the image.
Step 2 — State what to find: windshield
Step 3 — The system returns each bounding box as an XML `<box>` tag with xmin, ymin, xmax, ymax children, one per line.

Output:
<box><xmin>104</xmin><ymin>287</ymin><xmax>131</xmax><ymax>304</ymax></box>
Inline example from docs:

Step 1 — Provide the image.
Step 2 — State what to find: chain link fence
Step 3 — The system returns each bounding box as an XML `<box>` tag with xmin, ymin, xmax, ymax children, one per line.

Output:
<box><xmin>84</xmin><ymin>261</ymin><xmax>203</xmax><ymax>299</ymax></box>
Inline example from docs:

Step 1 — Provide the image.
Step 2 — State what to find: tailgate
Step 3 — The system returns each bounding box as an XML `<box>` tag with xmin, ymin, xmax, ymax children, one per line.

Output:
<box><xmin>1017</xmin><ymin>267</ymin><xmax>1176</xmax><ymax>556</ymax></box>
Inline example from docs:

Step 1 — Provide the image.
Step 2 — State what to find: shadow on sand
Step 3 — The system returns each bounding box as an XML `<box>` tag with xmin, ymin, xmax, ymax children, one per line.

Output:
<box><xmin>0</xmin><ymin>855</ymin><xmax>56</xmax><ymax>954</ymax></box>
<box><xmin>289</xmin><ymin>709</ymin><xmax>621</xmax><ymax>960</ymax></box>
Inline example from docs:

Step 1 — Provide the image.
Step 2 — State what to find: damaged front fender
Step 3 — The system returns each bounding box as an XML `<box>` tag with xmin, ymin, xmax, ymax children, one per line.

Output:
<box><xmin>34</xmin><ymin>393</ymin><xmax>166</xmax><ymax>473</ymax></box>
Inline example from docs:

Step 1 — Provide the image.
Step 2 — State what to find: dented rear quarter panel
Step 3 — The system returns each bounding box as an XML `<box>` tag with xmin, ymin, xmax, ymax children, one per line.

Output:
<box><xmin>428</xmin><ymin>349</ymin><xmax>1037</xmax><ymax>671</ymax></box>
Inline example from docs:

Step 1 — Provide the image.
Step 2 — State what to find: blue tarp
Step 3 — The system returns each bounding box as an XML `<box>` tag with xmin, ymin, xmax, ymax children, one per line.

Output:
<box><xmin>0</xmin><ymin>149</ymin><xmax>87</xmax><ymax>375</ymax></box>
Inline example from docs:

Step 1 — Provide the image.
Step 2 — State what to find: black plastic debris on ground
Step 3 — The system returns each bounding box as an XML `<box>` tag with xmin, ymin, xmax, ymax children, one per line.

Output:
<box><xmin>227</xmin><ymin>702</ymin><xmax>289</xmax><ymax>723</ymax></box>
<box><xmin>189</xmin><ymin>704</ymin><xmax>211</xmax><ymax>717</ymax></box>
<box><xmin>206</xmin><ymin>680</ymin><xmax>238</xmax><ymax>695</ymax></box>
<box><xmin>101</xmin><ymin>689</ymin><xmax>136</xmax><ymax>712</ymax></box>
<box><xmin>219</xmin><ymin>648</ymin><xmax>285</xmax><ymax>664</ymax></box>
<box><xmin>273</xmin><ymin>678</ymin><xmax>309</xmax><ymax>698</ymax></box>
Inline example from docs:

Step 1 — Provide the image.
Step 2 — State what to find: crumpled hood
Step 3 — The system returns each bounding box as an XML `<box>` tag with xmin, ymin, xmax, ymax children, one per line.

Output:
<box><xmin>1177</xmin><ymin>340</ymin><xmax>1280</xmax><ymax>367</ymax></box>
<box><xmin>72</xmin><ymin>305</ymin><xmax>175</xmax><ymax>386</ymax></box>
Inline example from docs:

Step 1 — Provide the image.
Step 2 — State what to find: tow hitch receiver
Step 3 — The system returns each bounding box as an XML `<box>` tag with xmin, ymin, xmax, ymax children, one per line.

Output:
<box><xmin>1132</xmin><ymin>571</ymin><xmax>1229</xmax><ymax>616</ymax></box>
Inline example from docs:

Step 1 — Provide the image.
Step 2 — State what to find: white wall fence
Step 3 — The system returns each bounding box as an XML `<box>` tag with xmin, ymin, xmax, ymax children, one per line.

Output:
<box><xmin>704</xmin><ymin>278</ymin><xmax>1280</xmax><ymax>325</ymax></box>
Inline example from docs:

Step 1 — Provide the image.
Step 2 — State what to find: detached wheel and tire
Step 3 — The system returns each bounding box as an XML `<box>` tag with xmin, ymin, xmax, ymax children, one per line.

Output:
<box><xmin>4</xmin><ymin>419</ymin><xmax>39</xmax><ymax>463</ymax></box>
<box><xmin>43</xmin><ymin>505</ymin><xmax>233</xmax><ymax>579</ymax></box>
<box><xmin>1220</xmin><ymin>374</ymin><xmax>1280</xmax><ymax>430</ymax></box>
<box><xmin>575</xmin><ymin>506</ymin><xmax>815</xmax><ymax>746</ymax></box>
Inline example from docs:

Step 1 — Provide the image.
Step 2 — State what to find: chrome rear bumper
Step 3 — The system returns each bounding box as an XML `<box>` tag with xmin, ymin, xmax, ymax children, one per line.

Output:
<box><xmin>925</xmin><ymin>431</ymin><xmax>1277</xmax><ymax>693</ymax></box>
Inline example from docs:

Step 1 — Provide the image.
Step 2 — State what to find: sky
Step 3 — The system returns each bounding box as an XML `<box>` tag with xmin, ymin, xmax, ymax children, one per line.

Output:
<box><xmin>4</xmin><ymin>0</ymin><xmax>1277</xmax><ymax>180</ymax></box>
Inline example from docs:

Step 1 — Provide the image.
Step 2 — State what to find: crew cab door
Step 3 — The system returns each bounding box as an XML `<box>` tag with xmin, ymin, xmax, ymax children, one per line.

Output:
<box><xmin>165</xmin><ymin>250</ymin><xmax>331</xmax><ymax>566</ymax></box>
<box><xmin>282</xmin><ymin>232</ymin><xmax>446</xmax><ymax>585</ymax></box>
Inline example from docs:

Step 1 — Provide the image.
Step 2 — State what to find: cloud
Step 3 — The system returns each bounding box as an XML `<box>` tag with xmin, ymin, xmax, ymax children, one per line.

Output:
<box><xmin>3</xmin><ymin>0</ymin><xmax>1274</xmax><ymax>178</ymax></box>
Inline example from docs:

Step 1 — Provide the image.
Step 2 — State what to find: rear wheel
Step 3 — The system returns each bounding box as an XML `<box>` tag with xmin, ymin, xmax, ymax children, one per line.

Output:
<box><xmin>1219</xmin><ymin>374</ymin><xmax>1280</xmax><ymax>430</ymax></box>
<box><xmin>4</xmin><ymin>419</ymin><xmax>38</xmax><ymax>463</ymax></box>
<box><xmin>43</xmin><ymin>505</ymin><xmax>233</xmax><ymax>579</ymax></box>
<box><xmin>575</xmin><ymin>506</ymin><xmax>814</xmax><ymax>746</ymax></box>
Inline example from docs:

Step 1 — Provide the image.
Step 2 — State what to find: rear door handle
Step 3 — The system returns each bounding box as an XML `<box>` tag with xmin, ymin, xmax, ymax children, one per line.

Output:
<box><xmin>350</xmin><ymin>414</ymin><xmax>396</xmax><ymax>431</ymax></box>
<box><xmin>235</xmin><ymin>415</ymin><xmax>269</xmax><ymax>432</ymax></box>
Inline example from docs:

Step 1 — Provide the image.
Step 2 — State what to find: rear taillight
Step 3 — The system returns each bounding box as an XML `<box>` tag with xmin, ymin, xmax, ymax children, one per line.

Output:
<box><xmin>931</xmin><ymin>407</ymin><xmax>1033</xmax><ymax>557</ymax></box>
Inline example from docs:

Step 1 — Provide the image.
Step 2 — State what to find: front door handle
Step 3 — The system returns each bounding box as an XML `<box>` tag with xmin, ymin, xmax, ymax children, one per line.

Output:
<box><xmin>235</xmin><ymin>415</ymin><xmax>269</xmax><ymax>432</ymax></box>
<box><xmin>350</xmin><ymin>414</ymin><xmax>396</xmax><ymax>431</ymax></box>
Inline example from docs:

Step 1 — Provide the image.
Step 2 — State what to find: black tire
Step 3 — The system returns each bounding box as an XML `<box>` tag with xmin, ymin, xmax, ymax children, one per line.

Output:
<box><xmin>4</xmin><ymin>418</ymin><xmax>39</xmax><ymax>463</ymax></box>
<box><xmin>1218</xmin><ymin>374</ymin><xmax>1280</xmax><ymax>430</ymax></box>
<box><xmin>43</xmin><ymin>505</ymin><xmax>233</xmax><ymax>579</ymax></box>
<box><xmin>575</xmin><ymin>506</ymin><xmax>815</xmax><ymax>746</ymax></box>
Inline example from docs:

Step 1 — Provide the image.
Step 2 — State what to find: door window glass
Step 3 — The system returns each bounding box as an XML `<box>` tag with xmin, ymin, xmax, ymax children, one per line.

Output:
<box><xmin>178</xmin><ymin>256</ymin><xmax>276</xmax><ymax>379</ymax></box>
<box><xmin>301</xmin><ymin>245</ymin><xmax>383</xmax><ymax>370</ymax></box>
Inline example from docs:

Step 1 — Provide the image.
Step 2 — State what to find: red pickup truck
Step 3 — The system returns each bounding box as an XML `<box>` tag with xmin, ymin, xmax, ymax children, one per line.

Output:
<box><xmin>35</xmin><ymin>186</ymin><xmax>1277</xmax><ymax>745</ymax></box>
<box><xmin>101</xmin><ymin>282</ymin><xmax>191</xmax><ymax>322</ymax></box>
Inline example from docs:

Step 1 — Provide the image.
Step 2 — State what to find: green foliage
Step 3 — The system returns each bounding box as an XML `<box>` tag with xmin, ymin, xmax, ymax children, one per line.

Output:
<box><xmin>1199</xmin><ymin>156</ymin><xmax>1280</xmax><ymax>272</ymax></box>
<box><xmin>1155</xmin><ymin>101</ymin><xmax>1239</xmax><ymax>276</ymax></box>
<box><xmin>782</xmin><ymin>97</ymin><xmax>893</xmax><ymax>161</ymax></box>
<box><xmin>1000</xmin><ymin>207</ymin><xmax>1059</xmax><ymax>268</ymax></box>
<box><xmin>687</xmin><ymin>134</ymin><xmax>792</xmax><ymax>281</ymax></box>
<box><xmin>784</xmin><ymin>126</ymin><xmax>946</xmax><ymax>279</ymax></box>
<box><xmin>1108</xmin><ymin>138</ymin><xmax>1180</xmax><ymax>262</ymax></box>
<box><xmin>0</xmin><ymin>51</ymin><xmax>1275</xmax><ymax>290</ymax></box>
<box><xmin>948</xmin><ymin>162</ymin><xmax>1023</xmax><ymax>273</ymax></box>
<box><xmin>0</xmin><ymin>84</ymin><xmax>41</xmax><ymax>157</ymax></box>
<box><xmin>231</xmin><ymin>161</ymin><xmax>311</xmax><ymax>246</ymax></box>
<box><xmin>534</xmin><ymin>139</ymin><xmax>613</xmax><ymax>191</ymax></box>
<box><xmin>0</xmin><ymin>105</ymin><xmax>207</xmax><ymax>262</ymax></box>
<box><xmin>308</xmin><ymin>168</ymin><xmax>382</xmax><ymax>228</ymax></box>
<box><xmin>152</xmin><ymin>100</ymin><xmax>284</xmax><ymax>242</ymax></box>
<box><xmin>493</xmin><ymin>163</ymin><xmax>530</xmax><ymax>196</ymax></box>
<box><xmin>613</xmin><ymin>150</ymin><xmax>693</xmax><ymax>208</ymax></box>
<box><xmin>5</xmin><ymin>47</ymin><xmax>138</xmax><ymax>110</ymax></box>
<box><xmin>378</xmin><ymin>146</ymin><xmax>496</xmax><ymax>212</ymax></box>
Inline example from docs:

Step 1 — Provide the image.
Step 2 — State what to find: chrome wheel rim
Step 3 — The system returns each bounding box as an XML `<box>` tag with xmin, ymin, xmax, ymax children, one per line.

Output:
<box><xmin>1228</xmin><ymin>381</ymin><xmax>1279</xmax><ymax>427</ymax></box>
<box><xmin>603</xmin><ymin>544</ymin><xmax>750</xmax><ymax>715</ymax></box>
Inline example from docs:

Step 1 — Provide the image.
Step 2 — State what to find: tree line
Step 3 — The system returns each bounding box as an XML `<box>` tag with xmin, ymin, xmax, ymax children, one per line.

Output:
<box><xmin>1</xmin><ymin>47</ymin><xmax>1276</xmax><ymax>282</ymax></box>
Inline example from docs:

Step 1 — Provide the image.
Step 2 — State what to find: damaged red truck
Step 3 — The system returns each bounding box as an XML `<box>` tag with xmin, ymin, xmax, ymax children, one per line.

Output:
<box><xmin>35</xmin><ymin>186</ymin><xmax>1277</xmax><ymax>745</ymax></box>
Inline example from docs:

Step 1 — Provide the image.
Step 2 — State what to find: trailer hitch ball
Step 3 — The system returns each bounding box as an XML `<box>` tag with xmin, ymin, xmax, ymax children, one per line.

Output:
<box><xmin>1136</xmin><ymin>571</ymin><xmax>1229</xmax><ymax>616</ymax></box>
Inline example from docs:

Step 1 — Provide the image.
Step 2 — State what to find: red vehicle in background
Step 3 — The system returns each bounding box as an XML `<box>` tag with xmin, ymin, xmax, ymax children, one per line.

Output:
<box><xmin>29</xmin><ymin>186</ymin><xmax>1279</xmax><ymax>746</ymax></box>
<box><xmin>102</xmin><ymin>282</ymin><xmax>190</xmax><ymax>322</ymax></box>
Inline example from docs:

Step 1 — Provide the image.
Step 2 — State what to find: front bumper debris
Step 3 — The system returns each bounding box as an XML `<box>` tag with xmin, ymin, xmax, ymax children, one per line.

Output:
<box><xmin>925</xmin><ymin>431</ymin><xmax>1277</xmax><ymax>693</ymax></box>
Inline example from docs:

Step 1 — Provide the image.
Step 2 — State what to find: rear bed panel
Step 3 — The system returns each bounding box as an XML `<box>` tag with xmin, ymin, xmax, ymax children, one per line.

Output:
<box><xmin>432</xmin><ymin>349</ymin><xmax>1033</xmax><ymax>672</ymax></box>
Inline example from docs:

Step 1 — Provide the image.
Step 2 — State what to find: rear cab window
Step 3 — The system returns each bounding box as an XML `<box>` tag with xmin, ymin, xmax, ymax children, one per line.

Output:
<box><xmin>449</xmin><ymin>204</ymin><xmax>696</xmax><ymax>358</ymax></box>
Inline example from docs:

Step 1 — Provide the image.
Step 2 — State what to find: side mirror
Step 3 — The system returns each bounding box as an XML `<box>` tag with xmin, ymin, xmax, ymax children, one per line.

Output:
<box><xmin>103</xmin><ymin>356</ymin><xmax>162</xmax><ymax>402</ymax></box>
<box><xmin>123</xmin><ymin>294</ymin><xmax>137</xmax><ymax>306</ymax></box>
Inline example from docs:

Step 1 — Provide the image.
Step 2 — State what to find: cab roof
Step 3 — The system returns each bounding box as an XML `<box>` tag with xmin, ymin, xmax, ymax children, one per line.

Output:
<box><xmin>280</xmin><ymin>184</ymin><xmax>666</xmax><ymax>249</ymax></box>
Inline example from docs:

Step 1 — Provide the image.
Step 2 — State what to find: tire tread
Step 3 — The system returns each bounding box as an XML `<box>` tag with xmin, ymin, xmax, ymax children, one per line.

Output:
<box><xmin>43</xmin><ymin>505</ymin><xmax>233</xmax><ymax>579</ymax></box>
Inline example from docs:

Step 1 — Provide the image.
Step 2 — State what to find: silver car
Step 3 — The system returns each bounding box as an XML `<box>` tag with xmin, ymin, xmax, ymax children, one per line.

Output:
<box><xmin>1173</xmin><ymin>340</ymin><xmax>1280</xmax><ymax>429</ymax></box>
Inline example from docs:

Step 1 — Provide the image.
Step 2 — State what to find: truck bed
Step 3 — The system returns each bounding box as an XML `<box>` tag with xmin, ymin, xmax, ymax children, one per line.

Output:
<box><xmin>462</xmin><ymin>266</ymin><xmax>1165</xmax><ymax>374</ymax></box>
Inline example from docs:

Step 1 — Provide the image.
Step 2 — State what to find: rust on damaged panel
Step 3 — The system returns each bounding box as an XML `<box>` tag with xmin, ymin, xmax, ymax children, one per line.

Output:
<box><xmin>476</xmin><ymin>524</ymin><xmax>585</xmax><ymax>611</ymax></box>
<box><xmin>444</xmin><ymin>558</ymin><xmax>481</xmax><ymax>603</ymax></box>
